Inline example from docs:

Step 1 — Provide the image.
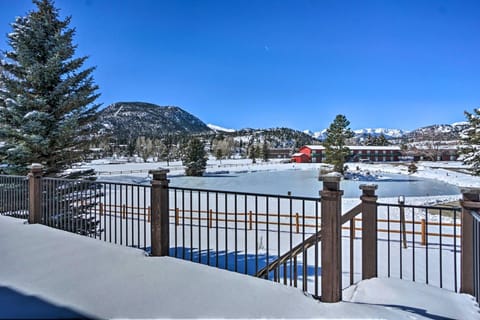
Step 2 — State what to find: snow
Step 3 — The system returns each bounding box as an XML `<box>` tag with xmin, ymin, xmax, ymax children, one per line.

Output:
<box><xmin>353</xmin><ymin>161</ymin><xmax>480</xmax><ymax>188</ymax></box>
<box><xmin>207</xmin><ymin>123</ymin><xmax>236</xmax><ymax>133</ymax></box>
<box><xmin>0</xmin><ymin>215</ymin><xmax>478</xmax><ymax>319</ymax></box>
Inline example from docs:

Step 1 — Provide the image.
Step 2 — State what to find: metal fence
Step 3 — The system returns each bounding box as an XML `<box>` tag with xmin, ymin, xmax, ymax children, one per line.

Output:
<box><xmin>41</xmin><ymin>177</ymin><xmax>151</xmax><ymax>250</ymax></box>
<box><xmin>0</xmin><ymin>171</ymin><xmax>476</xmax><ymax>302</ymax></box>
<box><xmin>0</xmin><ymin>175</ymin><xmax>29</xmax><ymax>219</ymax></box>
<box><xmin>169</xmin><ymin>186</ymin><xmax>322</xmax><ymax>295</ymax></box>
<box><xmin>472</xmin><ymin>210</ymin><xmax>480</xmax><ymax>304</ymax></box>
<box><xmin>374</xmin><ymin>202</ymin><xmax>460</xmax><ymax>292</ymax></box>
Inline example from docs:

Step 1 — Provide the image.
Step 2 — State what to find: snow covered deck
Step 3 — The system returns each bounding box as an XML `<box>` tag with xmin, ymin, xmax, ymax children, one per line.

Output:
<box><xmin>0</xmin><ymin>215</ymin><xmax>478</xmax><ymax>319</ymax></box>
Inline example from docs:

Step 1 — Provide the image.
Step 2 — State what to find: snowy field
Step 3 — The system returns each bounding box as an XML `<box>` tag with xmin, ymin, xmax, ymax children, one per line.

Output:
<box><xmin>0</xmin><ymin>215</ymin><xmax>478</xmax><ymax>319</ymax></box>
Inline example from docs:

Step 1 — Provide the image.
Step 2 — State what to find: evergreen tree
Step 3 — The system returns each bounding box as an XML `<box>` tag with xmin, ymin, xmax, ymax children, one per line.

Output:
<box><xmin>262</xmin><ymin>140</ymin><xmax>269</xmax><ymax>162</ymax></box>
<box><xmin>215</xmin><ymin>148</ymin><xmax>223</xmax><ymax>161</ymax></box>
<box><xmin>249</xmin><ymin>145</ymin><xmax>257</xmax><ymax>164</ymax></box>
<box><xmin>460</xmin><ymin>108</ymin><xmax>480</xmax><ymax>175</ymax></box>
<box><xmin>183</xmin><ymin>138</ymin><xmax>207</xmax><ymax>176</ymax></box>
<box><xmin>323</xmin><ymin>114</ymin><xmax>354</xmax><ymax>174</ymax></box>
<box><xmin>376</xmin><ymin>133</ymin><xmax>390</xmax><ymax>146</ymax></box>
<box><xmin>365</xmin><ymin>134</ymin><xmax>375</xmax><ymax>146</ymax></box>
<box><xmin>0</xmin><ymin>0</ymin><xmax>100</xmax><ymax>176</ymax></box>
<box><xmin>0</xmin><ymin>0</ymin><xmax>102</xmax><ymax>236</ymax></box>
<box><xmin>408</xmin><ymin>162</ymin><xmax>418</xmax><ymax>174</ymax></box>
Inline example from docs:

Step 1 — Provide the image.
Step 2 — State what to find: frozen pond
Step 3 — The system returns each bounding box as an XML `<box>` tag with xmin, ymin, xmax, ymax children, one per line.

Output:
<box><xmin>169</xmin><ymin>169</ymin><xmax>460</xmax><ymax>198</ymax></box>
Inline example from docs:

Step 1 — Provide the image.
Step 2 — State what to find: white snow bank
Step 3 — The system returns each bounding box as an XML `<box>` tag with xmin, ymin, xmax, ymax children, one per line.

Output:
<box><xmin>0</xmin><ymin>216</ymin><xmax>478</xmax><ymax>319</ymax></box>
<box><xmin>344</xmin><ymin>278</ymin><xmax>479</xmax><ymax>320</ymax></box>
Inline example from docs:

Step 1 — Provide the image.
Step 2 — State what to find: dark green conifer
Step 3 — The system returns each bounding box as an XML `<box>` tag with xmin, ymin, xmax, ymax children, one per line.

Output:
<box><xmin>323</xmin><ymin>114</ymin><xmax>354</xmax><ymax>174</ymax></box>
<box><xmin>0</xmin><ymin>0</ymin><xmax>101</xmax><ymax>176</ymax></box>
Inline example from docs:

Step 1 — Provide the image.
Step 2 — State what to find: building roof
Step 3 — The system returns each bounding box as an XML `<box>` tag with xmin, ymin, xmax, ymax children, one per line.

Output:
<box><xmin>303</xmin><ymin>145</ymin><xmax>401</xmax><ymax>151</ymax></box>
<box><xmin>292</xmin><ymin>153</ymin><xmax>307</xmax><ymax>157</ymax></box>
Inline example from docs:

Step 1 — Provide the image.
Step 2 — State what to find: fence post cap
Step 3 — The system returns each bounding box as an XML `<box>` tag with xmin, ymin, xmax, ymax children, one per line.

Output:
<box><xmin>320</xmin><ymin>172</ymin><xmax>343</xmax><ymax>194</ymax></box>
<box><xmin>149</xmin><ymin>168</ymin><xmax>170</xmax><ymax>180</ymax></box>
<box><xmin>319</xmin><ymin>172</ymin><xmax>342</xmax><ymax>180</ymax></box>
<box><xmin>460</xmin><ymin>187</ymin><xmax>480</xmax><ymax>195</ymax></box>
<box><xmin>359</xmin><ymin>184</ymin><xmax>378</xmax><ymax>191</ymax></box>
<box><xmin>29</xmin><ymin>163</ymin><xmax>43</xmax><ymax>174</ymax></box>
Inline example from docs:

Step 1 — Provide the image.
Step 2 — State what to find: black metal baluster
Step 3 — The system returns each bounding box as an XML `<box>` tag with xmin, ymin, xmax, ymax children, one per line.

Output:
<box><xmin>198</xmin><ymin>191</ymin><xmax>202</xmax><ymax>264</ymax></box>
<box><xmin>425</xmin><ymin>208</ymin><xmax>429</xmax><ymax>285</ymax></box>
<box><xmin>412</xmin><ymin>207</ymin><xmax>416</xmax><ymax>282</ymax></box>
<box><xmin>190</xmin><ymin>190</ymin><xmax>193</xmax><ymax>262</ymax></box>
<box><xmin>215</xmin><ymin>191</ymin><xmax>219</xmax><ymax>268</ymax></box>
<box><xmin>234</xmin><ymin>194</ymin><xmax>238</xmax><ymax>273</ymax></box>
<box><xmin>315</xmin><ymin>199</ymin><xmax>319</xmax><ymax>296</ymax></box>
<box><xmin>225</xmin><ymin>192</ymin><xmax>228</xmax><ymax>270</ymax></box>
<box><xmin>439</xmin><ymin>208</ymin><xmax>443</xmax><ymax>288</ymax></box>
<box><xmin>174</xmin><ymin>189</ymin><xmax>178</xmax><ymax>258</ymax></box>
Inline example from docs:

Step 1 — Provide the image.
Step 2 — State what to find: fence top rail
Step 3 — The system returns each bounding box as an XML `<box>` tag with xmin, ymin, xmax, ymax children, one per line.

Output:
<box><xmin>0</xmin><ymin>174</ymin><xmax>28</xmax><ymax>180</ymax></box>
<box><xmin>169</xmin><ymin>185</ymin><xmax>321</xmax><ymax>202</ymax></box>
<box><xmin>377</xmin><ymin>201</ymin><xmax>461</xmax><ymax>212</ymax></box>
<box><xmin>43</xmin><ymin>177</ymin><xmax>150</xmax><ymax>189</ymax></box>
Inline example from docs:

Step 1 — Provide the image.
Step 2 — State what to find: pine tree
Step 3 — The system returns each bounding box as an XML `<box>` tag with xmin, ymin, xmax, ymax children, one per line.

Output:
<box><xmin>0</xmin><ymin>0</ymin><xmax>103</xmax><ymax>236</ymax></box>
<box><xmin>249</xmin><ymin>145</ymin><xmax>257</xmax><ymax>164</ymax></box>
<box><xmin>183</xmin><ymin>138</ymin><xmax>207</xmax><ymax>176</ymax></box>
<box><xmin>323</xmin><ymin>114</ymin><xmax>354</xmax><ymax>174</ymax></box>
<box><xmin>408</xmin><ymin>162</ymin><xmax>418</xmax><ymax>174</ymax></box>
<box><xmin>365</xmin><ymin>134</ymin><xmax>375</xmax><ymax>146</ymax></box>
<box><xmin>376</xmin><ymin>133</ymin><xmax>390</xmax><ymax>146</ymax></box>
<box><xmin>0</xmin><ymin>0</ymin><xmax>101</xmax><ymax>176</ymax></box>
<box><xmin>262</xmin><ymin>140</ymin><xmax>269</xmax><ymax>162</ymax></box>
<box><xmin>460</xmin><ymin>108</ymin><xmax>480</xmax><ymax>175</ymax></box>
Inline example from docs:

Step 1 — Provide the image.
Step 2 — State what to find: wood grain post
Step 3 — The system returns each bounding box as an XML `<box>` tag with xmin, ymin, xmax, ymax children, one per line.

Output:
<box><xmin>459</xmin><ymin>187</ymin><xmax>480</xmax><ymax>295</ymax></box>
<box><xmin>360</xmin><ymin>184</ymin><xmax>378</xmax><ymax>280</ymax></box>
<box><xmin>320</xmin><ymin>173</ymin><xmax>343</xmax><ymax>303</ymax></box>
<box><xmin>28</xmin><ymin>163</ymin><xmax>43</xmax><ymax>224</ymax></box>
<box><xmin>399</xmin><ymin>197</ymin><xmax>408</xmax><ymax>249</ymax></box>
<box><xmin>295</xmin><ymin>213</ymin><xmax>300</xmax><ymax>234</ymax></box>
<box><xmin>149</xmin><ymin>169</ymin><xmax>170</xmax><ymax>256</ymax></box>
<box><xmin>421</xmin><ymin>219</ymin><xmax>426</xmax><ymax>246</ymax></box>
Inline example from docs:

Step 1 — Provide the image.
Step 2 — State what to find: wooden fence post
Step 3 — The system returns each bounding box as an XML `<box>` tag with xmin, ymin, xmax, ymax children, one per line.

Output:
<box><xmin>459</xmin><ymin>187</ymin><xmax>480</xmax><ymax>295</ymax></box>
<box><xmin>360</xmin><ymin>184</ymin><xmax>378</xmax><ymax>280</ymax></box>
<box><xmin>147</xmin><ymin>206</ymin><xmax>151</xmax><ymax>223</ymax></box>
<box><xmin>175</xmin><ymin>208</ymin><xmax>179</xmax><ymax>226</ymax></box>
<box><xmin>320</xmin><ymin>173</ymin><xmax>343</xmax><ymax>303</ymax></box>
<box><xmin>421</xmin><ymin>219</ymin><xmax>426</xmax><ymax>246</ymax></box>
<box><xmin>28</xmin><ymin>163</ymin><xmax>43</xmax><ymax>224</ymax></box>
<box><xmin>249</xmin><ymin>211</ymin><xmax>253</xmax><ymax>230</ymax></box>
<box><xmin>209</xmin><ymin>209</ymin><xmax>213</xmax><ymax>228</ymax></box>
<box><xmin>295</xmin><ymin>213</ymin><xmax>300</xmax><ymax>234</ymax></box>
<box><xmin>99</xmin><ymin>203</ymin><xmax>104</xmax><ymax>216</ymax></box>
<box><xmin>149</xmin><ymin>169</ymin><xmax>170</xmax><ymax>256</ymax></box>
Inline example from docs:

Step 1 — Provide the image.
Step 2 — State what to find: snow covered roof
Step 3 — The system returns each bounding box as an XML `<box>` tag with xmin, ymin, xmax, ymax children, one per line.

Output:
<box><xmin>292</xmin><ymin>152</ymin><xmax>307</xmax><ymax>157</ymax></box>
<box><xmin>304</xmin><ymin>145</ymin><xmax>401</xmax><ymax>151</ymax></box>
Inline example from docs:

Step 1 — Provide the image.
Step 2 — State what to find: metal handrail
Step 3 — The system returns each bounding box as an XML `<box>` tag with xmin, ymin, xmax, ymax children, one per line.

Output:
<box><xmin>256</xmin><ymin>203</ymin><xmax>363</xmax><ymax>278</ymax></box>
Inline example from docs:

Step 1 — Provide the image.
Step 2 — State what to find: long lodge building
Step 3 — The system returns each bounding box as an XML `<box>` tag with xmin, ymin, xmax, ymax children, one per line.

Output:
<box><xmin>292</xmin><ymin>145</ymin><xmax>402</xmax><ymax>163</ymax></box>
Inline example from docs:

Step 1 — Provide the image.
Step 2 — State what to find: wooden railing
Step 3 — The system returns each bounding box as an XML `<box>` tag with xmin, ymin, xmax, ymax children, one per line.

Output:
<box><xmin>94</xmin><ymin>203</ymin><xmax>461</xmax><ymax>244</ymax></box>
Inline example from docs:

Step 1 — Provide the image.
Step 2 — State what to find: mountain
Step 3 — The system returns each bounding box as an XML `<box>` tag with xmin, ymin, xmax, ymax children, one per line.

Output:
<box><xmin>304</xmin><ymin>128</ymin><xmax>407</xmax><ymax>141</ymax></box>
<box><xmin>98</xmin><ymin>102</ymin><xmax>212</xmax><ymax>142</ymax></box>
<box><xmin>353</xmin><ymin>128</ymin><xmax>407</xmax><ymax>139</ymax></box>
<box><xmin>403</xmin><ymin>123</ymin><xmax>469</xmax><ymax>142</ymax></box>
<box><xmin>303</xmin><ymin>123</ymin><xmax>467</xmax><ymax>143</ymax></box>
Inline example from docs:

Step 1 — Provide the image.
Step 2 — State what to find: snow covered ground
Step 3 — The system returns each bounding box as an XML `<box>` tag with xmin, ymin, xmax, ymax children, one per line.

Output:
<box><xmin>1</xmin><ymin>215</ymin><xmax>478</xmax><ymax>319</ymax></box>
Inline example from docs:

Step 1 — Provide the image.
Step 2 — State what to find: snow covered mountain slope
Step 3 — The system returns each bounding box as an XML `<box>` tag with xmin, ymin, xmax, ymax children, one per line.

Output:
<box><xmin>98</xmin><ymin>102</ymin><xmax>213</xmax><ymax>141</ymax></box>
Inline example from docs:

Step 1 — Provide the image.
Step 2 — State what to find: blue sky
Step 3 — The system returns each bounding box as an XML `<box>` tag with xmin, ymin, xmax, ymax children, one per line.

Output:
<box><xmin>1</xmin><ymin>0</ymin><xmax>479</xmax><ymax>131</ymax></box>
